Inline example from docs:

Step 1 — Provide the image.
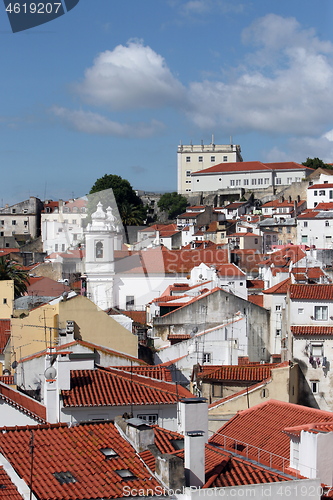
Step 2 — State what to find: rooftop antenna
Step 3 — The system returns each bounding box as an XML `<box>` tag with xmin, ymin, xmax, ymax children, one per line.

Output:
<box><xmin>230</xmin><ymin>136</ymin><xmax>233</xmax><ymax>145</ymax></box>
<box><xmin>211</xmin><ymin>134</ymin><xmax>214</xmax><ymax>145</ymax></box>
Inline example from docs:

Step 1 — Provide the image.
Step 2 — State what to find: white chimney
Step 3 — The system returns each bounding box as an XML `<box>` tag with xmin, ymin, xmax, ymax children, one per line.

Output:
<box><xmin>178</xmin><ymin>397</ymin><xmax>208</xmax><ymax>442</ymax></box>
<box><xmin>185</xmin><ymin>430</ymin><xmax>205</xmax><ymax>487</ymax></box>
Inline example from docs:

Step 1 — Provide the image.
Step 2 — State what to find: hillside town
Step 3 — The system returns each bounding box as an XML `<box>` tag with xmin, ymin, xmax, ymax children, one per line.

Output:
<box><xmin>2</xmin><ymin>144</ymin><xmax>333</xmax><ymax>498</ymax></box>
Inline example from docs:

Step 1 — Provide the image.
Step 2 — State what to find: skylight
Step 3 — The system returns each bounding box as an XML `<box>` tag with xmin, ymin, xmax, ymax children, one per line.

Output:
<box><xmin>116</xmin><ymin>469</ymin><xmax>137</xmax><ymax>480</ymax></box>
<box><xmin>100</xmin><ymin>447</ymin><xmax>118</xmax><ymax>458</ymax></box>
<box><xmin>53</xmin><ymin>471</ymin><xmax>77</xmax><ymax>485</ymax></box>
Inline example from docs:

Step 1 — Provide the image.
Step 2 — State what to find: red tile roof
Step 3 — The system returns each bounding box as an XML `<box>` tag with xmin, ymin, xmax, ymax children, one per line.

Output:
<box><xmin>289</xmin><ymin>284</ymin><xmax>333</xmax><ymax>300</ymax></box>
<box><xmin>216</xmin><ymin>263</ymin><xmax>246</xmax><ymax>278</ymax></box>
<box><xmin>62</xmin><ymin>367</ymin><xmax>192</xmax><ymax>407</ymax></box>
<box><xmin>112</xmin><ymin>365</ymin><xmax>173</xmax><ymax>382</ymax></box>
<box><xmin>118</xmin><ymin>310</ymin><xmax>147</xmax><ymax>325</ymax></box>
<box><xmin>0</xmin><ymin>319</ymin><xmax>10</xmax><ymax>354</ymax></box>
<box><xmin>196</xmin><ymin>363</ymin><xmax>288</xmax><ymax>382</ymax></box>
<box><xmin>26</xmin><ymin>276</ymin><xmax>71</xmax><ymax>297</ymax></box>
<box><xmin>263</xmin><ymin>278</ymin><xmax>291</xmax><ymax>295</ymax></box>
<box><xmin>291</xmin><ymin>326</ymin><xmax>333</xmax><ymax>336</ymax></box>
<box><xmin>308</xmin><ymin>183</ymin><xmax>333</xmax><ymax>189</ymax></box>
<box><xmin>247</xmin><ymin>295</ymin><xmax>264</xmax><ymax>307</ymax></box>
<box><xmin>203</xmin><ymin>444</ymin><xmax>293</xmax><ymax>488</ymax></box>
<box><xmin>210</xmin><ymin>400</ymin><xmax>333</xmax><ymax>470</ymax></box>
<box><xmin>0</xmin><ymin>382</ymin><xmax>46</xmax><ymax>422</ymax></box>
<box><xmin>247</xmin><ymin>279</ymin><xmax>265</xmax><ymax>289</ymax></box>
<box><xmin>0</xmin><ymin>466</ymin><xmax>23</xmax><ymax>499</ymax></box>
<box><xmin>259</xmin><ymin>247</ymin><xmax>306</xmax><ymax>268</ymax></box>
<box><xmin>193</xmin><ymin>161</ymin><xmax>309</xmax><ymax>175</ymax></box>
<box><xmin>0</xmin><ymin>421</ymin><xmax>161</xmax><ymax>499</ymax></box>
<box><xmin>118</xmin><ymin>246</ymin><xmax>229</xmax><ymax>275</ymax></box>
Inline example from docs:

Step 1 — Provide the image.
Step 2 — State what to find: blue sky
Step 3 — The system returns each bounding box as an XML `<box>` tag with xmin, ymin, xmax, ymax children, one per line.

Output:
<box><xmin>1</xmin><ymin>0</ymin><xmax>333</xmax><ymax>205</ymax></box>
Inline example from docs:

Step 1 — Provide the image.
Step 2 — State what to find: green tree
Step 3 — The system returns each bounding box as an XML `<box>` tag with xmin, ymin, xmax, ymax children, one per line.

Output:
<box><xmin>157</xmin><ymin>192</ymin><xmax>188</xmax><ymax>219</ymax></box>
<box><xmin>88</xmin><ymin>174</ymin><xmax>147</xmax><ymax>229</ymax></box>
<box><xmin>120</xmin><ymin>202</ymin><xmax>146</xmax><ymax>244</ymax></box>
<box><xmin>0</xmin><ymin>257</ymin><xmax>30</xmax><ymax>298</ymax></box>
<box><xmin>302</xmin><ymin>157</ymin><xmax>333</xmax><ymax>170</ymax></box>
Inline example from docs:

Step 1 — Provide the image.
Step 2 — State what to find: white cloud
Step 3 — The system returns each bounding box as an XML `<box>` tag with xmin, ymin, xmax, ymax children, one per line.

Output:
<box><xmin>186</xmin><ymin>14</ymin><xmax>333</xmax><ymax>136</ymax></box>
<box><xmin>51</xmin><ymin>107</ymin><xmax>164</xmax><ymax>138</ymax></box>
<box><xmin>76</xmin><ymin>40</ymin><xmax>185</xmax><ymax>111</ymax></box>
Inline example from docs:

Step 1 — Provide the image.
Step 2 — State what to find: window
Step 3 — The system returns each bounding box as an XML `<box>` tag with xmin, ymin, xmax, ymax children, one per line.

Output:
<box><xmin>314</xmin><ymin>190</ymin><xmax>318</xmax><ymax>196</ymax></box>
<box><xmin>11</xmin><ymin>220</ymin><xmax>16</xmax><ymax>225</ymax></box>
<box><xmin>264</xmin><ymin>178</ymin><xmax>269</xmax><ymax>184</ymax></box>
<box><xmin>287</xmin><ymin>227</ymin><xmax>291</xmax><ymax>233</ymax></box>
<box><xmin>0</xmin><ymin>220</ymin><xmax>4</xmax><ymax>225</ymax></box>
<box><xmin>55</xmin><ymin>244</ymin><xmax>58</xmax><ymax>251</ymax></box>
<box><xmin>24</xmin><ymin>221</ymin><xmax>28</xmax><ymax>226</ymax></box>
<box><xmin>301</xmin><ymin>235</ymin><xmax>308</xmax><ymax>243</ymax></box>
<box><xmin>116</xmin><ymin>470</ymin><xmax>137</xmax><ymax>480</ymax></box>
<box><xmin>296</xmin><ymin>177</ymin><xmax>301</xmax><ymax>182</ymax></box>
<box><xmin>96</xmin><ymin>241</ymin><xmax>103</xmax><ymax>258</ymax></box>
<box><xmin>211</xmin><ymin>156</ymin><xmax>215</xmax><ymax>162</ymax></box>
<box><xmin>235</xmin><ymin>179</ymin><xmax>241</xmax><ymax>186</ymax></box>
<box><xmin>186</xmin><ymin>170</ymin><xmax>191</xmax><ymax>177</ymax></box>
<box><xmin>311</xmin><ymin>344</ymin><xmax>323</xmax><ymax>357</ymax></box>
<box><xmin>100</xmin><ymin>448</ymin><xmax>118</xmax><ymax>458</ymax></box>
<box><xmin>326</xmin><ymin>221</ymin><xmax>330</xmax><ymax>227</ymax></box>
<box><xmin>298</xmin><ymin>308</ymin><xmax>304</xmax><ymax>314</ymax></box>
<box><xmin>330</xmin><ymin>191</ymin><xmax>333</xmax><ymax>199</ymax></box>
<box><xmin>275</xmin><ymin>304</ymin><xmax>282</xmax><ymax>311</ymax></box>
<box><xmin>303</xmin><ymin>221</ymin><xmax>308</xmax><ymax>227</ymax></box>
<box><xmin>11</xmin><ymin>209</ymin><xmax>16</xmax><ymax>214</ymax></box>
<box><xmin>252</xmin><ymin>179</ymin><xmax>257</xmax><ymax>185</ymax></box>
<box><xmin>61</xmin><ymin>244</ymin><xmax>65</xmax><ymax>252</ymax></box>
<box><xmin>244</xmin><ymin>179</ymin><xmax>249</xmax><ymax>186</ymax></box>
<box><xmin>223</xmin><ymin>156</ymin><xmax>228</xmax><ymax>161</ymax></box>
<box><xmin>276</xmin><ymin>329</ymin><xmax>281</xmax><ymax>337</ymax></box>
<box><xmin>53</xmin><ymin>472</ymin><xmax>76</xmax><ymax>485</ymax></box>
<box><xmin>72</xmin><ymin>219</ymin><xmax>77</xmax><ymax>225</ymax></box>
<box><xmin>126</xmin><ymin>295</ymin><xmax>134</xmax><ymax>311</ymax></box>
<box><xmin>230</xmin><ymin>180</ymin><xmax>235</xmax><ymax>186</ymax></box>
<box><xmin>287</xmin><ymin>177</ymin><xmax>292</xmax><ymax>184</ymax></box>
<box><xmin>3</xmin><ymin>298</ymin><xmax>7</xmax><ymax>305</ymax></box>
<box><xmin>258</xmin><ymin>178</ymin><xmax>263</xmax><ymax>185</ymax></box>
<box><xmin>319</xmin><ymin>190</ymin><xmax>325</xmax><ymax>196</ymax></box>
<box><xmin>137</xmin><ymin>414</ymin><xmax>158</xmax><ymax>424</ymax></box>
<box><xmin>186</xmin><ymin>156</ymin><xmax>191</xmax><ymax>162</ymax></box>
<box><xmin>276</xmin><ymin>178</ymin><xmax>281</xmax><ymax>185</ymax></box>
<box><xmin>254</xmin><ymin>238</ymin><xmax>258</xmax><ymax>244</ymax></box>
<box><xmin>202</xmin><ymin>353</ymin><xmax>211</xmax><ymax>363</ymax></box>
<box><xmin>310</xmin><ymin>380</ymin><xmax>319</xmax><ymax>394</ymax></box>
<box><xmin>198</xmin><ymin>156</ymin><xmax>203</xmax><ymax>162</ymax></box>
<box><xmin>314</xmin><ymin>306</ymin><xmax>328</xmax><ymax>321</ymax></box>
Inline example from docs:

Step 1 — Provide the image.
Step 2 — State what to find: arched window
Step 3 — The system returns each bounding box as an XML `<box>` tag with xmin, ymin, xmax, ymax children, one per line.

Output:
<box><xmin>96</xmin><ymin>241</ymin><xmax>103</xmax><ymax>258</ymax></box>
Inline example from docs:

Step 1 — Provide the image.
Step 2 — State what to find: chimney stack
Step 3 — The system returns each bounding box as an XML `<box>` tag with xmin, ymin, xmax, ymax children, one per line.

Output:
<box><xmin>185</xmin><ymin>430</ymin><xmax>205</xmax><ymax>487</ymax></box>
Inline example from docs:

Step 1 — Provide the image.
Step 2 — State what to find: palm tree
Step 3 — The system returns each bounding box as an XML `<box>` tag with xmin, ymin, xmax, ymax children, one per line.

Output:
<box><xmin>119</xmin><ymin>202</ymin><xmax>145</xmax><ymax>244</ymax></box>
<box><xmin>0</xmin><ymin>257</ymin><xmax>30</xmax><ymax>298</ymax></box>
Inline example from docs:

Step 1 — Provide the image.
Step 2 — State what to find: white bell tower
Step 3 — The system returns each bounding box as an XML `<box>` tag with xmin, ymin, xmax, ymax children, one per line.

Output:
<box><xmin>84</xmin><ymin>202</ymin><xmax>116</xmax><ymax>310</ymax></box>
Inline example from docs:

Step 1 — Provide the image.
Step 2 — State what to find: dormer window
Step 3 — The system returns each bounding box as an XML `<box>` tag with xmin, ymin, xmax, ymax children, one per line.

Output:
<box><xmin>96</xmin><ymin>241</ymin><xmax>103</xmax><ymax>258</ymax></box>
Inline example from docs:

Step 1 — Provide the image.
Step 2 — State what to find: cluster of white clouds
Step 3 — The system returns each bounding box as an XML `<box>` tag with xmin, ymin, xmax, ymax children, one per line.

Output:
<box><xmin>53</xmin><ymin>13</ymin><xmax>333</xmax><ymax>160</ymax></box>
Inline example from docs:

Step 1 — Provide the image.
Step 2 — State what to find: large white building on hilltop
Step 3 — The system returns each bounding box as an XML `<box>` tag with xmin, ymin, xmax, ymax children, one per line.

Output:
<box><xmin>190</xmin><ymin>161</ymin><xmax>313</xmax><ymax>193</ymax></box>
<box><xmin>177</xmin><ymin>140</ymin><xmax>243</xmax><ymax>194</ymax></box>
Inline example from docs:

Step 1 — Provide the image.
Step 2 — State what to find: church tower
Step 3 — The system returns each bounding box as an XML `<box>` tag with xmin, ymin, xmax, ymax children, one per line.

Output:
<box><xmin>84</xmin><ymin>202</ymin><xmax>118</xmax><ymax>310</ymax></box>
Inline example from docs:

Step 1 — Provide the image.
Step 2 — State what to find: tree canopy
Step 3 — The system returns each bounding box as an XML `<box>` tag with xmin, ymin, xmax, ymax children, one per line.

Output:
<box><xmin>157</xmin><ymin>192</ymin><xmax>188</xmax><ymax>220</ymax></box>
<box><xmin>88</xmin><ymin>174</ymin><xmax>147</xmax><ymax>226</ymax></box>
<box><xmin>0</xmin><ymin>257</ymin><xmax>30</xmax><ymax>298</ymax></box>
<box><xmin>302</xmin><ymin>157</ymin><xmax>333</xmax><ymax>170</ymax></box>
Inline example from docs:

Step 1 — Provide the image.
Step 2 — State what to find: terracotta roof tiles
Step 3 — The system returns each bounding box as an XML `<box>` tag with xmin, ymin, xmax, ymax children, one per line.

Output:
<box><xmin>0</xmin><ymin>421</ymin><xmax>161</xmax><ymax>499</ymax></box>
<box><xmin>62</xmin><ymin>367</ymin><xmax>192</xmax><ymax>407</ymax></box>
<box><xmin>0</xmin><ymin>466</ymin><xmax>23</xmax><ymax>499</ymax></box>
<box><xmin>112</xmin><ymin>365</ymin><xmax>173</xmax><ymax>382</ymax></box>
<box><xmin>210</xmin><ymin>400</ymin><xmax>333</xmax><ymax>470</ymax></box>
<box><xmin>0</xmin><ymin>382</ymin><xmax>46</xmax><ymax>422</ymax></box>
<box><xmin>289</xmin><ymin>284</ymin><xmax>333</xmax><ymax>300</ymax></box>
<box><xmin>291</xmin><ymin>326</ymin><xmax>333</xmax><ymax>336</ymax></box>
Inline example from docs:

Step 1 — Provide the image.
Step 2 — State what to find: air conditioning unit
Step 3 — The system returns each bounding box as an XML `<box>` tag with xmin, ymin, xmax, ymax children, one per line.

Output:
<box><xmin>66</xmin><ymin>320</ymin><xmax>74</xmax><ymax>333</ymax></box>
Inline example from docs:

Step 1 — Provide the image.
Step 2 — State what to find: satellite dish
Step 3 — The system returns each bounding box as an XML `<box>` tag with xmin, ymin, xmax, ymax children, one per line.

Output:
<box><xmin>44</xmin><ymin>366</ymin><xmax>57</xmax><ymax>380</ymax></box>
<box><xmin>11</xmin><ymin>361</ymin><xmax>18</xmax><ymax>369</ymax></box>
